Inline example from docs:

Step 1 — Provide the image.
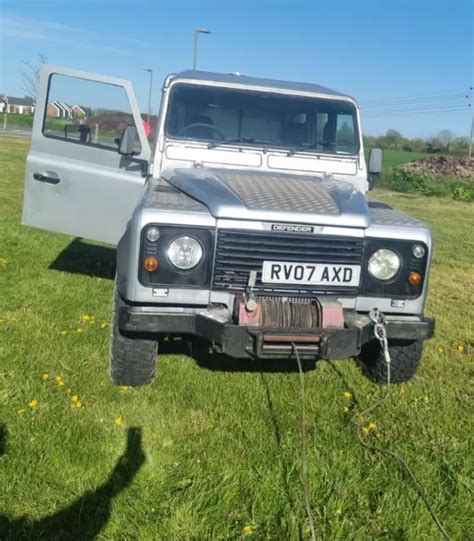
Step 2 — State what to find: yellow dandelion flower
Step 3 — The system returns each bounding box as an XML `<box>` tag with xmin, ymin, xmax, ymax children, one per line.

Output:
<box><xmin>41</xmin><ymin>372</ymin><xmax>49</xmax><ymax>381</ymax></box>
<box><xmin>28</xmin><ymin>399</ymin><xmax>38</xmax><ymax>409</ymax></box>
<box><xmin>58</xmin><ymin>381</ymin><xmax>65</xmax><ymax>387</ymax></box>
<box><xmin>457</xmin><ymin>344</ymin><xmax>465</xmax><ymax>353</ymax></box>
<box><xmin>55</xmin><ymin>376</ymin><xmax>63</xmax><ymax>384</ymax></box>
<box><xmin>362</xmin><ymin>426</ymin><xmax>370</xmax><ymax>435</ymax></box>
<box><xmin>243</xmin><ymin>525</ymin><xmax>253</xmax><ymax>534</ymax></box>
<box><xmin>120</xmin><ymin>386</ymin><xmax>129</xmax><ymax>392</ymax></box>
<box><xmin>76</xmin><ymin>328</ymin><xmax>83</xmax><ymax>334</ymax></box>
<box><xmin>368</xmin><ymin>421</ymin><xmax>377</xmax><ymax>431</ymax></box>
<box><xmin>81</xmin><ymin>314</ymin><xmax>91</xmax><ymax>322</ymax></box>
<box><xmin>343</xmin><ymin>391</ymin><xmax>353</xmax><ymax>399</ymax></box>
<box><xmin>71</xmin><ymin>395</ymin><xmax>79</xmax><ymax>403</ymax></box>
<box><xmin>437</xmin><ymin>346</ymin><xmax>445</xmax><ymax>354</ymax></box>
<box><xmin>17</xmin><ymin>408</ymin><xmax>25</xmax><ymax>415</ymax></box>
<box><xmin>75</xmin><ymin>400</ymin><xmax>83</xmax><ymax>409</ymax></box>
<box><xmin>114</xmin><ymin>416</ymin><xmax>124</xmax><ymax>426</ymax></box>
<box><xmin>60</xmin><ymin>330</ymin><xmax>68</xmax><ymax>336</ymax></box>
<box><xmin>100</xmin><ymin>322</ymin><xmax>108</xmax><ymax>329</ymax></box>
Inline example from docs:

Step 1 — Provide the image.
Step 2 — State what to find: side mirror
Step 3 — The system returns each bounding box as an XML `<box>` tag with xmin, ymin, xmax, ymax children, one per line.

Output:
<box><xmin>368</xmin><ymin>147</ymin><xmax>383</xmax><ymax>190</ymax></box>
<box><xmin>118</xmin><ymin>124</ymin><xmax>138</xmax><ymax>156</ymax></box>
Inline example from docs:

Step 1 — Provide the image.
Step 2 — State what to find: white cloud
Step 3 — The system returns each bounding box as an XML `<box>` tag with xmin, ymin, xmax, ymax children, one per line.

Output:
<box><xmin>1</xmin><ymin>14</ymin><xmax>150</xmax><ymax>54</ymax></box>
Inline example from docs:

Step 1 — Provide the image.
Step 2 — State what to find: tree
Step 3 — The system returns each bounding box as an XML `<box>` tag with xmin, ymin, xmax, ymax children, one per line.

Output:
<box><xmin>20</xmin><ymin>53</ymin><xmax>48</xmax><ymax>100</ymax></box>
<box><xmin>336</xmin><ymin>121</ymin><xmax>354</xmax><ymax>146</ymax></box>
<box><xmin>438</xmin><ymin>129</ymin><xmax>454</xmax><ymax>152</ymax></box>
<box><xmin>384</xmin><ymin>129</ymin><xmax>404</xmax><ymax>149</ymax></box>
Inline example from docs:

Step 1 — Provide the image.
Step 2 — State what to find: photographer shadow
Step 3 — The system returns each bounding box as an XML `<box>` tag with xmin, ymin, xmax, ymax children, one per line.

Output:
<box><xmin>0</xmin><ymin>424</ymin><xmax>145</xmax><ymax>541</ymax></box>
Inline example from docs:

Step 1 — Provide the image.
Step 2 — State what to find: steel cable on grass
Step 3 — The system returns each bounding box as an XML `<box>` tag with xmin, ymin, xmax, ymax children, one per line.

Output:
<box><xmin>355</xmin><ymin>361</ymin><xmax>452</xmax><ymax>541</ymax></box>
<box><xmin>292</xmin><ymin>344</ymin><xmax>317</xmax><ymax>541</ymax></box>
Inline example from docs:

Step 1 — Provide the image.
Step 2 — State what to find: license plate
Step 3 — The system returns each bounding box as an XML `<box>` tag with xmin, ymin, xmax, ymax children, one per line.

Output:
<box><xmin>262</xmin><ymin>261</ymin><xmax>361</xmax><ymax>286</ymax></box>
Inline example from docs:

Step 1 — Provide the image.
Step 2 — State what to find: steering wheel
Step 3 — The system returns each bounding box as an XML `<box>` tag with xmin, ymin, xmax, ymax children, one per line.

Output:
<box><xmin>177</xmin><ymin>123</ymin><xmax>225</xmax><ymax>140</ymax></box>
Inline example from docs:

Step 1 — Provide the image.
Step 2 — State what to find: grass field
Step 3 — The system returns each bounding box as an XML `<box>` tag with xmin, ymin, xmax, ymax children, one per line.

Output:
<box><xmin>380</xmin><ymin>149</ymin><xmax>430</xmax><ymax>169</ymax></box>
<box><xmin>0</xmin><ymin>137</ymin><xmax>472</xmax><ymax>540</ymax></box>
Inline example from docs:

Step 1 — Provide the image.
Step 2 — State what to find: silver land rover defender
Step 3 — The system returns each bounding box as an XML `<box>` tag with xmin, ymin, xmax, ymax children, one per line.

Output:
<box><xmin>22</xmin><ymin>65</ymin><xmax>435</xmax><ymax>386</ymax></box>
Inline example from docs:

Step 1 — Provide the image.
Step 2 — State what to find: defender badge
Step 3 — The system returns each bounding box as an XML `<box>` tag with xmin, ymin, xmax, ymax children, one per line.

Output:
<box><xmin>271</xmin><ymin>223</ymin><xmax>315</xmax><ymax>233</ymax></box>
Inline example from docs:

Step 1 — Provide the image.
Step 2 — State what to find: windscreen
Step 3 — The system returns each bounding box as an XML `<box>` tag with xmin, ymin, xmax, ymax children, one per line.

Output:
<box><xmin>165</xmin><ymin>84</ymin><xmax>359</xmax><ymax>155</ymax></box>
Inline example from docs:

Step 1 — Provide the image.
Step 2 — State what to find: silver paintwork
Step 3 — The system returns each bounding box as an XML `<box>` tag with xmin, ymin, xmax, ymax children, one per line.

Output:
<box><xmin>22</xmin><ymin>65</ymin><xmax>150</xmax><ymax>245</ymax></box>
<box><xmin>165</xmin><ymin>70</ymin><xmax>356</xmax><ymax>101</ymax></box>
<box><xmin>22</xmin><ymin>65</ymin><xmax>435</xmax><ymax>323</ymax></box>
<box><xmin>155</xmin><ymin>71</ymin><xmax>368</xmax><ymax>193</ymax></box>
<box><xmin>164</xmin><ymin>168</ymin><xmax>370</xmax><ymax>228</ymax></box>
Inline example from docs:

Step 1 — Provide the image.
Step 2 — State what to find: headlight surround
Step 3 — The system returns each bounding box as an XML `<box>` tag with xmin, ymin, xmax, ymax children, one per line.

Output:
<box><xmin>167</xmin><ymin>236</ymin><xmax>203</xmax><ymax>270</ymax></box>
<box><xmin>368</xmin><ymin>248</ymin><xmax>401</xmax><ymax>281</ymax></box>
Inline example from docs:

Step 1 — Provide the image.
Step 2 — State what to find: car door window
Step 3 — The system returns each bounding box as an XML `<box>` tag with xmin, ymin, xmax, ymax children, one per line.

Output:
<box><xmin>43</xmin><ymin>73</ymin><xmax>142</xmax><ymax>152</ymax></box>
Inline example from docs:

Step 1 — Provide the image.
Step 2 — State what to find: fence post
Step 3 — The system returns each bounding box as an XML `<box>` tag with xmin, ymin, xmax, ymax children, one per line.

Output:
<box><xmin>3</xmin><ymin>112</ymin><xmax>7</xmax><ymax>131</ymax></box>
<box><xmin>94</xmin><ymin>124</ymin><xmax>99</xmax><ymax>144</ymax></box>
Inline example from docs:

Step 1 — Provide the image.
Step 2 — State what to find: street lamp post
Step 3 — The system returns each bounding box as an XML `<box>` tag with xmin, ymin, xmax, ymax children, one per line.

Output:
<box><xmin>193</xmin><ymin>28</ymin><xmax>210</xmax><ymax>70</ymax></box>
<box><xmin>144</xmin><ymin>68</ymin><xmax>153</xmax><ymax>124</ymax></box>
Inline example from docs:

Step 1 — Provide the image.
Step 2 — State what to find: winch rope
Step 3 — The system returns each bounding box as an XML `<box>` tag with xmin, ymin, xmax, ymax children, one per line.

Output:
<box><xmin>354</xmin><ymin>309</ymin><xmax>451</xmax><ymax>541</ymax></box>
<box><xmin>292</xmin><ymin>343</ymin><xmax>317</xmax><ymax>541</ymax></box>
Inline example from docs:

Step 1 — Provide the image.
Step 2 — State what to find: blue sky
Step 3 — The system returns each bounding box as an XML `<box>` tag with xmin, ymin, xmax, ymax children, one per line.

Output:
<box><xmin>0</xmin><ymin>0</ymin><xmax>472</xmax><ymax>138</ymax></box>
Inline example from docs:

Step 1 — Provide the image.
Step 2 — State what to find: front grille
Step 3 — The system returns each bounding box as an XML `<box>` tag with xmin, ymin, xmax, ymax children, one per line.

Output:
<box><xmin>213</xmin><ymin>230</ymin><xmax>365</xmax><ymax>297</ymax></box>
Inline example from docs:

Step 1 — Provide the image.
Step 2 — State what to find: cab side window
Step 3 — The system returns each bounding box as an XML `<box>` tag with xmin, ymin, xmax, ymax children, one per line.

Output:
<box><xmin>43</xmin><ymin>74</ymin><xmax>142</xmax><ymax>152</ymax></box>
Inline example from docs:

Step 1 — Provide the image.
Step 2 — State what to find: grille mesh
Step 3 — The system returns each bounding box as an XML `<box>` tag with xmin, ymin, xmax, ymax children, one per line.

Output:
<box><xmin>213</xmin><ymin>229</ymin><xmax>364</xmax><ymax>296</ymax></box>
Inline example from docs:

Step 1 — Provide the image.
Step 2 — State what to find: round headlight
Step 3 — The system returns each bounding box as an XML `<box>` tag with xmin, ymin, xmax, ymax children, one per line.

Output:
<box><xmin>368</xmin><ymin>249</ymin><xmax>401</xmax><ymax>281</ymax></box>
<box><xmin>412</xmin><ymin>244</ymin><xmax>426</xmax><ymax>259</ymax></box>
<box><xmin>167</xmin><ymin>236</ymin><xmax>203</xmax><ymax>270</ymax></box>
<box><xmin>146</xmin><ymin>226</ymin><xmax>160</xmax><ymax>242</ymax></box>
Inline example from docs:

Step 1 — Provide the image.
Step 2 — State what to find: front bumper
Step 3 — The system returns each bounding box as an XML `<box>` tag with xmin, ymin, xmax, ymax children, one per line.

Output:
<box><xmin>118</xmin><ymin>305</ymin><xmax>435</xmax><ymax>360</ymax></box>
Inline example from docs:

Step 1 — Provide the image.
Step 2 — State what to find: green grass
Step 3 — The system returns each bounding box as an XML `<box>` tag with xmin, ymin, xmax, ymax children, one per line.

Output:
<box><xmin>0</xmin><ymin>113</ymin><xmax>34</xmax><ymax>130</ymax></box>
<box><xmin>381</xmin><ymin>149</ymin><xmax>431</xmax><ymax>169</ymax></box>
<box><xmin>0</xmin><ymin>137</ymin><xmax>472</xmax><ymax>540</ymax></box>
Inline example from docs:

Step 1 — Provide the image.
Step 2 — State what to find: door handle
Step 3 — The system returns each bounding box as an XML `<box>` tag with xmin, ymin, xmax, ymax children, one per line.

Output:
<box><xmin>33</xmin><ymin>172</ymin><xmax>61</xmax><ymax>185</ymax></box>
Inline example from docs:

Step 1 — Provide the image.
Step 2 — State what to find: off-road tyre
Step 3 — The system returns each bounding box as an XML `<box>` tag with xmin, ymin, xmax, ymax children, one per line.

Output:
<box><xmin>358</xmin><ymin>339</ymin><xmax>424</xmax><ymax>384</ymax></box>
<box><xmin>109</xmin><ymin>281</ymin><xmax>158</xmax><ymax>386</ymax></box>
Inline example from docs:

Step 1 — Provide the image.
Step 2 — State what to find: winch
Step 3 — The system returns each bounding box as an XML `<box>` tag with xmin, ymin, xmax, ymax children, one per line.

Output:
<box><xmin>236</xmin><ymin>295</ymin><xmax>345</xmax><ymax>329</ymax></box>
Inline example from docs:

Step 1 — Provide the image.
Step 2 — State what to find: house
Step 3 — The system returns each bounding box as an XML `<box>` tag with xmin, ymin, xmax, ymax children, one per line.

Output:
<box><xmin>46</xmin><ymin>102</ymin><xmax>63</xmax><ymax>118</ymax></box>
<box><xmin>46</xmin><ymin>101</ymin><xmax>88</xmax><ymax>119</ymax></box>
<box><xmin>71</xmin><ymin>105</ymin><xmax>87</xmax><ymax>118</ymax></box>
<box><xmin>0</xmin><ymin>95</ymin><xmax>35</xmax><ymax>114</ymax></box>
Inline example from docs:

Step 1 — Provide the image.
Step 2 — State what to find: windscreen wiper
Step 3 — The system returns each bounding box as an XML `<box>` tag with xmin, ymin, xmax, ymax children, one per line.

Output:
<box><xmin>287</xmin><ymin>141</ymin><xmax>336</xmax><ymax>156</ymax></box>
<box><xmin>207</xmin><ymin>137</ymin><xmax>272</xmax><ymax>149</ymax></box>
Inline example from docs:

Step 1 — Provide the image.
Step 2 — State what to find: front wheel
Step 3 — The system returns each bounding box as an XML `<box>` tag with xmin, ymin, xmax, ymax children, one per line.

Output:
<box><xmin>357</xmin><ymin>339</ymin><xmax>424</xmax><ymax>384</ymax></box>
<box><xmin>109</xmin><ymin>281</ymin><xmax>158</xmax><ymax>386</ymax></box>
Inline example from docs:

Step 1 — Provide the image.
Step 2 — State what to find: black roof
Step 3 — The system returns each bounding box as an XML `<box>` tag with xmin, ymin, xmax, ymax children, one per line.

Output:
<box><xmin>4</xmin><ymin>96</ymin><xmax>35</xmax><ymax>106</ymax></box>
<box><xmin>170</xmin><ymin>70</ymin><xmax>355</xmax><ymax>102</ymax></box>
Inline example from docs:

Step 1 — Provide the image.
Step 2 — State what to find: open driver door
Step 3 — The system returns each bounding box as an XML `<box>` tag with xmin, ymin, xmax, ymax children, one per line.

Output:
<box><xmin>22</xmin><ymin>65</ymin><xmax>151</xmax><ymax>245</ymax></box>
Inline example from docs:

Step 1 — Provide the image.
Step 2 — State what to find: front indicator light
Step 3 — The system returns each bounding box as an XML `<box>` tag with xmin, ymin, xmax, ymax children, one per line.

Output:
<box><xmin>408</xmin><ymin>272</ymin><xmax>422</xmax><ymax>286</ymax></box>
<box><xmin>144</xmin><ymin>256</ymin><xmax>159</xmax><ymax>272</ymax></box>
